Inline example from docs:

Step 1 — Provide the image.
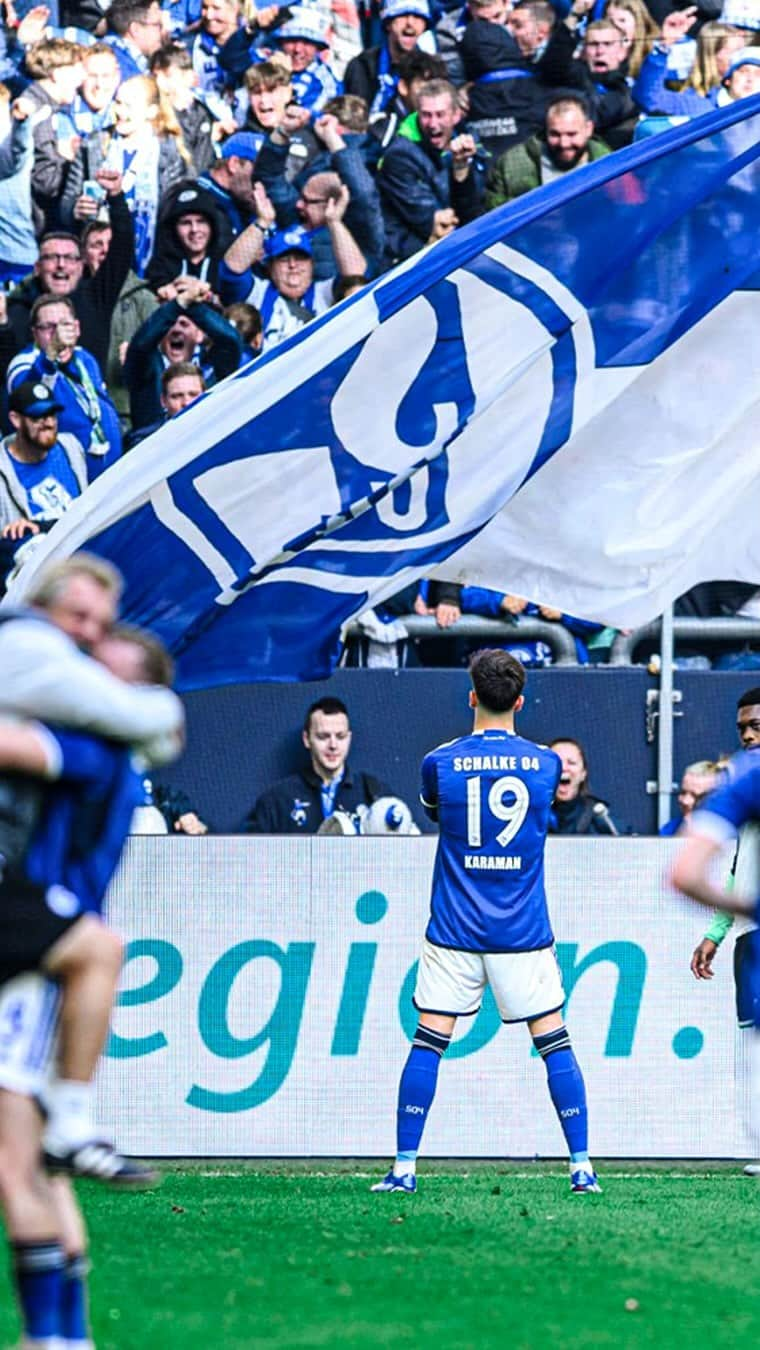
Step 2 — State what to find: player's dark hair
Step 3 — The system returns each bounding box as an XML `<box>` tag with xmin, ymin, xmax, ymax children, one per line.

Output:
<box><xmin>469</xmin><ymin>648</ymin><xmax>526</xmax><ymax>713</ymax></box>
<box><xmin>738</xmin><ymin>688</ymin><xmax>760</xmax><ymax>709</ymax></box>
<box><xmin>303</xmin><ymin>696</ymin><xmax>349</xmax><ymax>732</ymax></box>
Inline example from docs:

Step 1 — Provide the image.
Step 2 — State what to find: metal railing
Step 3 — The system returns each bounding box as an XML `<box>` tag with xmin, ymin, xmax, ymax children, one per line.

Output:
<box><xmin>345</xmin><ymin>615</ymin><xmax>579</xmax><ymax>665</ymax></box>
<box><xmin>610</xmin><ymin>617</ymin><xmax>760</xmax><ymax>667</ymax></box>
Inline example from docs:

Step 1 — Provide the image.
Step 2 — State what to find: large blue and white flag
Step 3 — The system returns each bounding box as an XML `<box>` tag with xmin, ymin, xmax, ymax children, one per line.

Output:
<box><xmin>8</xmin><ymin>97</ymin><xmax>760</xmax><ymax>688</ymax></box>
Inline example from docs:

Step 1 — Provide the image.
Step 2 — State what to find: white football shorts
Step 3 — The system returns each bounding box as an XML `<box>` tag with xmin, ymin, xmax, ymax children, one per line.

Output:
<box><xmin>413</xmin><ymin>938</ymin><xmax>565</xmax><ymax>1023</ymax></box>
<box><xmin>0</xmin><ymin>972</ymin><xmax>60</xmax><ymax>1098</ymax></box>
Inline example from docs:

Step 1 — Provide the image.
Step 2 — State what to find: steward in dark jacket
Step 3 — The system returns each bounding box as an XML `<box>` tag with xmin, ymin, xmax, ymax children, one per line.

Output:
<box><xmin>549</xmin><ymin>793</ymin><xmax>629</xmax><ymax>835</ymax></box>
<box><xmin>242</xmin><ymin>763</ymin><xmax>393</xmax><ymax>834</ymax></box>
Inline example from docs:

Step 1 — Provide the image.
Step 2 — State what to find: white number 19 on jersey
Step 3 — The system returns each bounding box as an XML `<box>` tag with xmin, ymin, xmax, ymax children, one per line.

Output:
<box><xmin>466</xmin><ymin>775</ymin><xmax>530</xmax><ymax>848</ymax></box>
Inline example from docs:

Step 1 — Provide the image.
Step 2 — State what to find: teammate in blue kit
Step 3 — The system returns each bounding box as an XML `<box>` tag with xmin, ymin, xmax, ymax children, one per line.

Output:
<box><xmin>0</xmin><ymin>624</ymin><xmax>177</xmax><ymax>1350</ymax></box>
<box><xmin>372</xmin><ymin>648</ymin><xmax>600</xmax><ymax>1195</ymax></box>
<box><xmin>672</xmin><ymin>751</ymin><xmax>760</xmax><ymax>1028</ymax></box>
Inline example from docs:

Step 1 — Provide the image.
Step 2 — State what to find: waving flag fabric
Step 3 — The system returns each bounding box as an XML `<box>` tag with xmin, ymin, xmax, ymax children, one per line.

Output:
<box><xmin>8</xmin><ymin>97</ymin><xmax>760</xmax><ymax>689</ymax></box>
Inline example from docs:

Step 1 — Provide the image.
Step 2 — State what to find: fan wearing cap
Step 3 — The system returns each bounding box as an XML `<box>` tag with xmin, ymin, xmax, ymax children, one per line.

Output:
<box><xmin>721</xmin><ymin>45</ymin><xmax>760</xmax><ymax>99</ymax></box>
<box><xmin>0</xmin><ymin>381</ymin><xmax>88</xmax><ymax>550</ymax></box>
<box><xmin>720</xmin><ymin>0</ymin><xmax>760</xmax><ymax>37</ymax></box>
<box><xmin>193</xmin><ymin>129</ymin><xmax>262</xmax><ymax>242</ymax></box>
<box><xmin>271</xmin><ymin>4</ymin><xmax>342</xmax><ymax>112</ymax></box>
<box><xmin>344</xmin><ymin>0</ymin><xmax>434</xmax><ymax>118</ymax></box>
<box><xmin>219</xmin><ymin>186</ymin><xmax>366</xmax><ymax>347</ymax></box>
<box><xmin>219</xmin><ymin>223</ymin><xmax>332</xmax><ymax>347</ymax></box>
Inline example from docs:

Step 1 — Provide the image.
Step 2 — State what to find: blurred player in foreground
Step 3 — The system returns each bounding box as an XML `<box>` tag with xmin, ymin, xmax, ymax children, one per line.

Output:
<box><xmin>372</xmin><ymin>649</ymin><xmax>600</xmax><ymax>1196</ymax></box>
<box><xmin>672</xmin><ymin>752</ymin><xmax>760</xmax><ymax>1150</ymax></box>
<box><xmin>0</xmin><ymin>622</ymin><xmax>178</xmax><ymax>1349</ymax></box>
<box><xmin>689</xmin><ymin>690</ymin><xmax>760</xmax><ymax>1173</ymax></box>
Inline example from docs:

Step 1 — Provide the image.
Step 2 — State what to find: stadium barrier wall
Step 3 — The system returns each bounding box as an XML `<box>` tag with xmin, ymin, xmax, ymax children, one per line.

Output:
<box><xmin>98</xmin><ymin>837</ymin><xmax>753</xmax><ymax>1159</ymax></box>
<box><xmin>160</xmin><ymin>669</ymin><xmax>758</xmax><ymax>837</ymax></box>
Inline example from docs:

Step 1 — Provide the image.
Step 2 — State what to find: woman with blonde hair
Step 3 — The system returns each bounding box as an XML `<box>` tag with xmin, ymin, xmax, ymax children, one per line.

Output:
<box><xmin>62</xmin><ymin>75</ymin><xmax>191</xmax><ymax>275</ymax></box>
<box><xmin>688</xmin><ymin>20</ymin><xmax>746</xmax><ymax>96</ymax></box>
<box><xmin>603</xmin><ymin>0</ymin><xmax>659</xmax><ymax>78</ymax></box>
<box><xmin>632</xmin><ymin>6</ymin><xmax>750</xmax><ymax>120</ymax></box>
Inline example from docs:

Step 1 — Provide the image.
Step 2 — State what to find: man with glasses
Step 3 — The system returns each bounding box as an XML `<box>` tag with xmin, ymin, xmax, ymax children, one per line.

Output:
<box><xmin>6</xmin><ymin>169</ymin><xmax>134</xmax><ymax>371</ymax></box>
<box><xmin>104</xmin><ymin>0</ymin><xmax>166</xmax><ymax>79</ymax></box>
<box><xmin>7</xmin><ymin>295</ymin><xmax>122</xmax><ymax>472</ymax></box>
<box><xmin>537</xmin><ymin>8</ymin><xmax>638</xmax><ymax>148</ymax></box>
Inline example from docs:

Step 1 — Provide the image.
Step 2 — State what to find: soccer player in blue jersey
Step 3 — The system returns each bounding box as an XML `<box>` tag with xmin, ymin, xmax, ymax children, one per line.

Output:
<box><xmin>0</xmin><ymin>625</ymin><xmax>176</xmax><ymax>1350</ymax></box>
<box><xmin>372</xmin><ymin>648</ymin><xmax>600</xmax><ymax>1195</ymax></box>
<box><xmin>673</xmin><ymin>751</ymin><xmax>760</xmax><ymax>1021</ymax></box>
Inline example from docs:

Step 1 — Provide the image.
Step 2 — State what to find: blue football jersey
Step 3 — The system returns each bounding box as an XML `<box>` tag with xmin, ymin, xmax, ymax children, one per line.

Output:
<box><xmin>692</xmin><ymin>751</ymin><xmax>760</xmax><ymax>843</ymax></box>
<box><xmin>25</xmin><ymin>728</ymin><xmax>143</xmax><ymax>915</ymax></box>
<box><xmin>691</xmin><ymin>751</ymin><xmax>760</xmax><ymax>1028</ymax></box>
<box><xmin>420</xmin><ymin>729</ymin><xmax>561</xmax><ymax>952</ymax></box>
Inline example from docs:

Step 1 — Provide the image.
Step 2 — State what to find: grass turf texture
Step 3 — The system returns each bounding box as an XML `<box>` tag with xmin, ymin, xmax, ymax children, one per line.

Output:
<box><xmin>2</xmin><ymin>1162</ymin><xmax>760</xmax><ymax>1348</ymax></box>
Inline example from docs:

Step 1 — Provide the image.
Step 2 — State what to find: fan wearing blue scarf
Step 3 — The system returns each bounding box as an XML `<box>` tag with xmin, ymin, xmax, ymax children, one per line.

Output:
<box><xmin>271</xmin><ymin>5</ymin><xmax>343</xmax><ymax>112</ymax></box>
<box><xmin>344</xmin><ymin>0</ymin><xmax>434</xmax><ymax>117</ymax></box>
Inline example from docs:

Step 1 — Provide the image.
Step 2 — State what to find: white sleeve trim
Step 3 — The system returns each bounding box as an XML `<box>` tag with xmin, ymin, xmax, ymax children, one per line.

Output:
<box><xmin>28</xmin><ymin>722</ymin><xmax>63</xmax><ymax>780</ymax></box>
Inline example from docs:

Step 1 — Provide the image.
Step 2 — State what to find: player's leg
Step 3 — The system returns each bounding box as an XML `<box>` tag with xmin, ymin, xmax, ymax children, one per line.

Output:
<box><xmin>0</xmin><ymin>972</ymin><xmax>67</xmax><ymax>1347</ymax></box>
<box><xmin>42</xmin><ymin>914</ymin><xmax>123</xmax><ymax>1157</ymax></box>
<box><xmin>372</xmin><ymin>942</ymin><xmax>484</xmax><ymax>1193</ymax></box>
<box><xmin>49</xmin><ymin>1177</ymin><xmax>94</xmax><ymax>1350</ymax></box>
<box><xmin>0</xmin><ymin>1092</ymin><xmax>66</xmax><ymax>1349</ymax></box>
<box><xmin>732</xmin><ymin>934</ymin><xmax>760</xmax><ymax>1174</ymax></box>
<box><xmin>527</xmin><ymin>1009</ymin><xmax>599</xmax><ymax>1193</ymax></box>
<box><xmin>485</xmin><ymin>947</ymin><xmax>599</xmax><ymax>1193</ymax></box>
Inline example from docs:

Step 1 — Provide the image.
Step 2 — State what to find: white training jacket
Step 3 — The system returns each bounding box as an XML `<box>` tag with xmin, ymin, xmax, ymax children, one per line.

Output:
<box><xmin>0</xmin><ymin>613</ymin><xmax>184</xmax><ymax>768</ymax></box>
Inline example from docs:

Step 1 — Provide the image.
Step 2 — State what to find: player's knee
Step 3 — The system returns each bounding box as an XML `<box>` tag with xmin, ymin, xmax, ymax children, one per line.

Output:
<box><xmin>0</xmin><ymin>1142</ymin><xmax>37</xmax><ymax>1202</ymax></box>
<box><xmin>99</xmin><ymin>926</ymin><xmax>124</xmax><ymax>975</ymax></box>
<box><xmin>532</xmin><ymin>1025</ymin><xmax>572</xmax><ymax>1060</ymax></box>
<box><xmin>412</xmin><ymin>1023</ymin><xmax>452</xmax><ymax>1057</ymax></box>
<box><xmin>50</xmin><ymin>917</ymin><xmax>123</xmax><ymax>975</ymax></box>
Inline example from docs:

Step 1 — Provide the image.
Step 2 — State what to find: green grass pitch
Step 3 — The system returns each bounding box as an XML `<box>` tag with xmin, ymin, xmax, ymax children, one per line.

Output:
<box><xmin>3</xmin><ymin>1162</ymin><xmax>760</xmax><ymax>1348</ymax></box>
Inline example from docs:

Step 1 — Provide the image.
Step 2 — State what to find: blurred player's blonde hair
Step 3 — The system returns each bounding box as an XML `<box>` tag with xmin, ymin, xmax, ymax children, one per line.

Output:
<box><xmin>27</xmin><ymin>553</ymin><xmax>124</xmax><ymax>609</ymax></box>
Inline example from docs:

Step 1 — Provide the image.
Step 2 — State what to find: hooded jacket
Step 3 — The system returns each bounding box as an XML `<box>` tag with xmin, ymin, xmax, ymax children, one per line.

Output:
<box><xmin>146</xmin><ymin>184</ymin><xmax>227</xmax><ymax>293</ymax></box>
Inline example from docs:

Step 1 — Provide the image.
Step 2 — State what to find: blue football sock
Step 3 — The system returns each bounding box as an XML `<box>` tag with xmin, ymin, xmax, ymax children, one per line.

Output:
<box><xmin>395</xmin><ymin>1025</ymin><xmax>451</xmax><ymax>1169</ymax></box>
<box><xmin>61</xmin><ymin>1253</ymin><xmax>90</xmax><ymax>1343</ymax></box>
<box><xmin>533</xmin><ymin>1026</ymin><xmax>589</xmax><ymax>1162</ymax></box>
<box><xmin>12</xmin><ymin>1239</ymin><xmax>65</xmax><ymax>1341</ymax></box>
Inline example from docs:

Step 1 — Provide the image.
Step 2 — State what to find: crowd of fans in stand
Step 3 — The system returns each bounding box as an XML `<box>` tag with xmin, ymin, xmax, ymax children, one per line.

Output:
<box><xmin>0</xmin><ymin>0</ymin><xmax>758</xmax><ymax>634</ymax></box>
